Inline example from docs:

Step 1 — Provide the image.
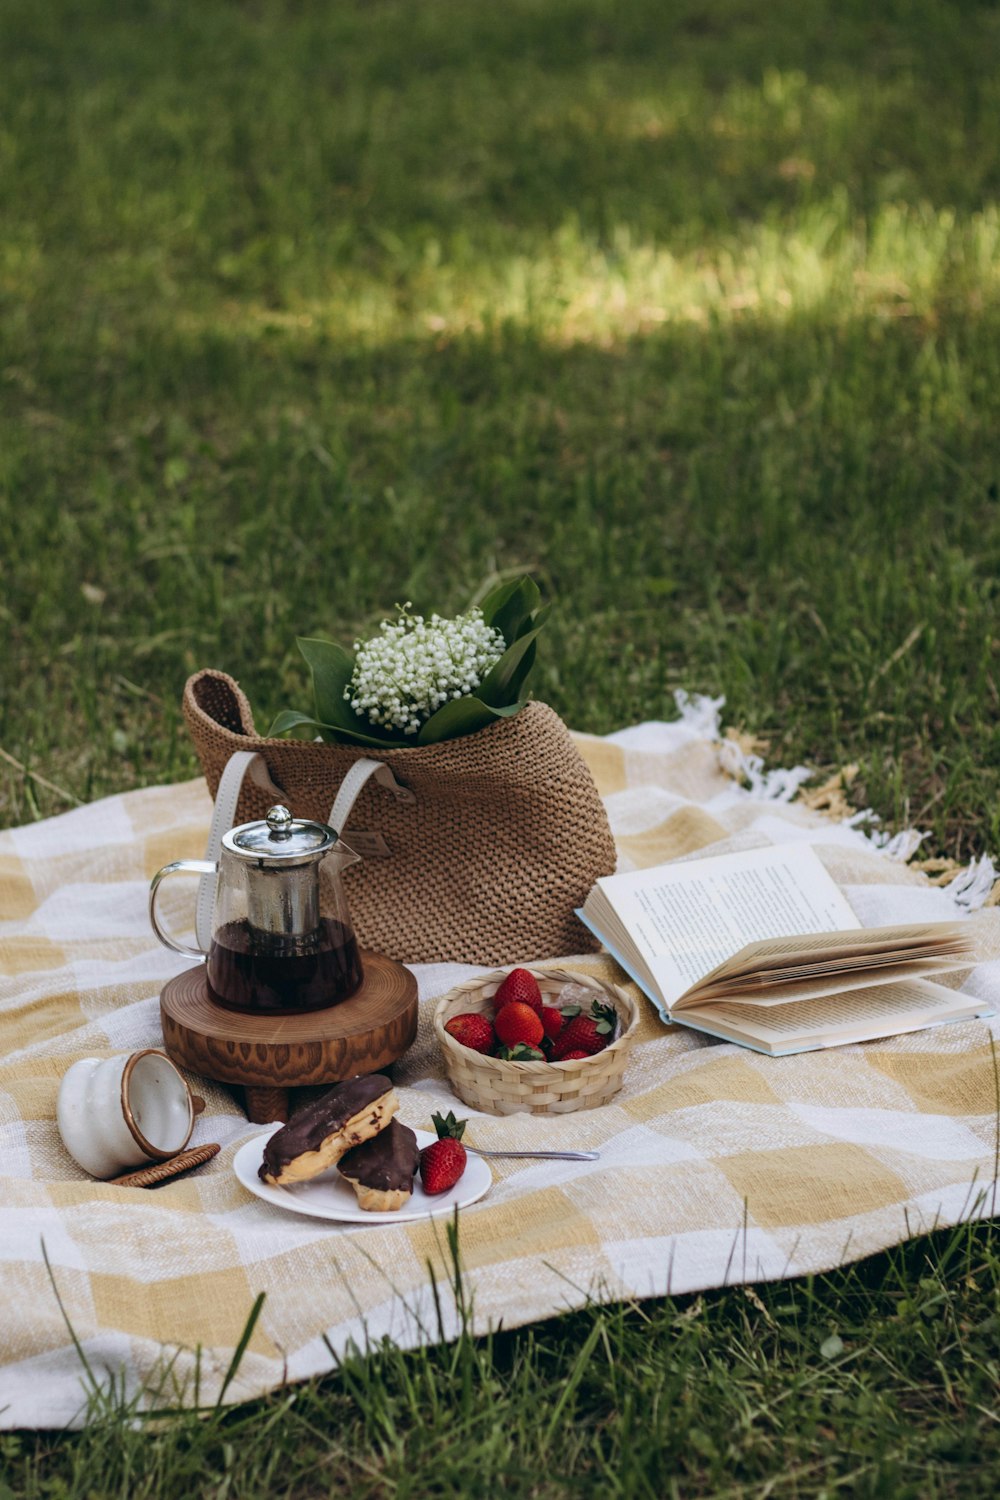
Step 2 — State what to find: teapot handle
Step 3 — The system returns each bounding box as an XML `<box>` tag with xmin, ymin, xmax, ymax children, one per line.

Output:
<box><xmin>149</xmin><ymin>861</ymin><xmax>217</xmax><ymax>958</ymax></box>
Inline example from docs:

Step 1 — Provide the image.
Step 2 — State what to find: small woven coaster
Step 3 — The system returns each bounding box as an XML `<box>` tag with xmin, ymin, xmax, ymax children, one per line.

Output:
<box><xmin>110</xmin><ymin>1143</ymin><xmax>221</xmax><ymax>1189</ymax></box>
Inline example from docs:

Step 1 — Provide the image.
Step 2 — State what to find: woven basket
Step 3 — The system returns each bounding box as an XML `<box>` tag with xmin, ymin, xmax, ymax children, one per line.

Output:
<box><xmin>434</xmin><ymin>966</ymin><xmax>639</xmax><ymax>1116</ymax></box>
<box><xmin>183</xmin><ymin>668</ymin><xmax>616</xmax><ymax>966</ymax></box>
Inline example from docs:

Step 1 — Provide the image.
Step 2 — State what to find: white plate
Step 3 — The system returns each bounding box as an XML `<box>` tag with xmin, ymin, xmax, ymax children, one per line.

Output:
<box><xmin>233</xmin><ymin>1125</ymin><xmax>492</xmax><ymax>1224</ymax></box>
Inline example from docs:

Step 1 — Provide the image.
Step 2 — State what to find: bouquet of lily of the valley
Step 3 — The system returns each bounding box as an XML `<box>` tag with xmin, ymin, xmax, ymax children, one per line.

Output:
<box><xmin>182</xmin><ymin>570</ymin><xmax>615</xmax><ymax>963</ymax></box>
<box><xmin>270</xmin><ymin>575</ymin><xmax>548</xmax><ymax>748</ymax></box>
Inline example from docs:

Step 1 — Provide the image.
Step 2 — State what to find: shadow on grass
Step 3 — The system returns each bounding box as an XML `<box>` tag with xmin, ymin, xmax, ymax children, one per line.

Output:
<box><xmin>0</xmin><ymin>1</ymin><xmax>998</xmax><ymax>841</ymax></box>
<box><xmin>1</xmin><ymin>0</ymin><xmax>999</xmax><ymax>288</ymax></box>
<box><xmin>3</xmin><ymin>300</ymin><xmax>999</xmax><ymax>847</ymax></box>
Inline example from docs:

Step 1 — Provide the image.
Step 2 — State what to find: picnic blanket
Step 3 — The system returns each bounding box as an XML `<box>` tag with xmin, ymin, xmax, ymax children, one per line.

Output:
<box><xmin>2</xmin><ymin>696</ymin><xmax>999</xmax><ymax>1430</ymax></box>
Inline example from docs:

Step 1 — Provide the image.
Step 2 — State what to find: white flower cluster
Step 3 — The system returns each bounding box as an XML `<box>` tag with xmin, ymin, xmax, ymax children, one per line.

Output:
<box><xmin>345</xmin><ymin>604</ymin><xmax>506</xmax><ymax>735</ymax></box>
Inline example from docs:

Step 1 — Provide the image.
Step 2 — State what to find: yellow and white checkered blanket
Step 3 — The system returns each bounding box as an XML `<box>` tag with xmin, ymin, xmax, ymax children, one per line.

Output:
<box><xmin>2</xmin><ymin>701</ymin><xmax>999</xmax><ymax>1428</ymax></box>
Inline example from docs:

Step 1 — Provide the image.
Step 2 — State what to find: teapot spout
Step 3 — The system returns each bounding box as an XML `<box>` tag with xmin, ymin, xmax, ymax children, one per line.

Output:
<box><xmin>327</xmin><ymin>836</ymin><xmax>362</xmax><ymax>872</ymax></box>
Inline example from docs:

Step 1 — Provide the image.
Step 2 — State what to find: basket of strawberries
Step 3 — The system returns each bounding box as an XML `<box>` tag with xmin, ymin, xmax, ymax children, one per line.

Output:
<box><xmin>433</xmin><ymin>966</ymin><xmax>639</xmax><ymax>1115</ymax></box>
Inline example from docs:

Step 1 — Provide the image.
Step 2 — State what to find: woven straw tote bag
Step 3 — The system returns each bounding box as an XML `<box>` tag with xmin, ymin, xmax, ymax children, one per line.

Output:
<box><xmin>183</xmin><ymin>669</ymin><xmax>617</xmax><ymax>965</ymax></box>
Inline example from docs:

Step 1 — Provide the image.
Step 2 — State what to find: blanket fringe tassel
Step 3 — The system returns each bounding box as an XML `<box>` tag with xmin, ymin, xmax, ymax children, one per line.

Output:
<box><xmin>675</xmin><ymin>690</ymin><xmax>1000</xmax><ymax>914</ymax></box>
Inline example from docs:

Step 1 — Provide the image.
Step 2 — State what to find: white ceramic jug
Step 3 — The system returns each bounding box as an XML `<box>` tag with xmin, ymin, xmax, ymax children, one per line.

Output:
<box><xmin>56</xmin><ymin>1049</ymin><xmax>202</xmax><ymax>1179</ymax></box>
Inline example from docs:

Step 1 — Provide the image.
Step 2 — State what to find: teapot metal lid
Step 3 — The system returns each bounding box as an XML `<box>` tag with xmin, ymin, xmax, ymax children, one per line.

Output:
<box><xmin>222</xmin><ymin>805</ymin><xmax>339</xmax><ymax>868</ymax></box>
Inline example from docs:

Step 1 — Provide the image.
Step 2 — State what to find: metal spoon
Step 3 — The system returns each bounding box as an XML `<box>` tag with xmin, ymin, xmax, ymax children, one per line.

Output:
<box><xmin>466</xmin><ymin>1148</ymin><xmax>599</xmax><ymax>1161</ymax></box>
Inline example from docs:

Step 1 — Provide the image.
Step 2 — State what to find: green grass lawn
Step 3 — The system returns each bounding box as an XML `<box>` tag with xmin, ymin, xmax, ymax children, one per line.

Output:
<box><xmin>2</xmin><ymin>0</ymin><xmax>1000</xmax><ymax>1492</ymax></box>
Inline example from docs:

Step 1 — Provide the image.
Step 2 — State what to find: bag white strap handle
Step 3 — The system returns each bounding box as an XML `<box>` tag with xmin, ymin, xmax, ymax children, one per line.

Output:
<box><xmin>197</xmin><ymin>752</ymin><xmax>284</xmax><ymax>950</ymax></box>
<box><xmin>198</xmin><ymin>752</ymin><xmax>415</xmax><ymax>951</ymax></box>
<box><xmin>328</xmin><ymin>756</ymin><xmax>415</xmax><ymax>834</ymax></box>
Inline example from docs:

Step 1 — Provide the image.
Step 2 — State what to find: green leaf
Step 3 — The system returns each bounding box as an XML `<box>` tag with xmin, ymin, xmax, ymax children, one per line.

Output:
<box><xmin>296</xmin><ymin>637</ymin><xmax>411</xmax><ymax>747</ymax></box>
<box><xmin>270</xmin><ymin>710</ymin><xmax>412</xmax><ymax>749</ymax></box>
<box><xmin>478</xmin><ymin>576</ymin><xmax>524</xmax><ymax>630</ymax></box>
<box><xmin>522</xmin><ymin>599</ymin><xmax>551</xmax><ymax>636</ymax></box>
<box><xmin>497</xmin><ymin>577</ymin><xmax>541</xmax><ymax>644</ymax></box>
<box><xmin>267</xmin><ymin>708</ymin><xmax>325</xmax><ymax>738</ymax></box>
<box><xmin>296</xmin><ymin>637</ymin><xmax>356</xmax><ymax>727</ymax></box>
<box><xmin>478</xmin><ymin>624</ymin><xmax>543</xmax><ymax>707</ymax></box>
<box><xmin>480</xmin><ymin>575</ymin><xmax>541</xmax><ymax>646</ymax></box>
<box><xmin>592</xmin><ymin>999</ymin><xmax>618</xmax><ymax>1030</ymax></box>
<box><xmin>431</xmin><ymin>1110</ymin><xmax>466</xmax><ymax>1142</ymax></box>
<box><xmin>273</xmin><ymin>586</ymin><xmax>546</xmax><ymax>750</ymax></box>
<box><xmin>320</xmin><ymin>720</ymin><xmax>417</xmax><ymax>748</ymax></box>
<box><xmin>497</xmin><ymin>1043</ymin><xmax>545</xmax><ymax>1061</ymax></box>
<box><xmin>415</xmin><ymin>694</ymin><xmax>525</xmax><ymax>745</ymax></box>
<box><xmin>217</xmin><ymin>1292</ymin><xmax>267</xmax><ymax>1407</ymax></box>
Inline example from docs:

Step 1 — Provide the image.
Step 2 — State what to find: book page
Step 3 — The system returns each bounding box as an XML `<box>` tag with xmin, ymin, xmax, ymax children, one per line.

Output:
<box><xmin>680</xmin><ymin>978</ymin><xmax>983</xmax><ymax>1052</ymax></box>
<box><xmin>594</xmin><ymin>844</ymin><xmax>858</xmax><ymax>1010</ymax></box>
<box><xmin>707</xmin><ymin>951</ymin><xmax>961</xmax><ymax>991</ymax></box>
<box><xmin>695</xmin><ymin>954</ymin><xmax>971</xmax><ymax>1002</ymax></box>
<box><xmin>711</xmin><ymin>923</ymin><xmax>966</xmax><ymax>977</ymax></box>
<box><xmin>692</xmin><ymin>951</ymin><xmax>972</xmax><ymax>1006</ymax></box>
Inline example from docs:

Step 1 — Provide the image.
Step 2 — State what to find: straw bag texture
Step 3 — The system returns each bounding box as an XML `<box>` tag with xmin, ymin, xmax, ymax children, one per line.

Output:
<box><xmin>183</xmin><ymin>669</ymin><xmax>617</xmax><ymax>965</ymax></box>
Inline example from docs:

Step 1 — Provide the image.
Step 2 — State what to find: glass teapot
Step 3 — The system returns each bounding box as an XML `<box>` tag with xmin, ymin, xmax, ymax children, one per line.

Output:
<box><xmin>149</xmin><ymin>805</ymin><xmax>363</xmax><ymax>1015</ymax></box>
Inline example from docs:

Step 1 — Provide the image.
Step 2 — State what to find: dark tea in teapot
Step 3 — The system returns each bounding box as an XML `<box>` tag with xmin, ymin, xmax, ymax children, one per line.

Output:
<box><xmin>207</xmin><ymin>918</ymin><xmax>363</xmax><ymax>1015</ymax></box>
<box><xmin>151</xmin><ymin>802</ymin><xmax>367</xmax><ymax>1015</ymax></box>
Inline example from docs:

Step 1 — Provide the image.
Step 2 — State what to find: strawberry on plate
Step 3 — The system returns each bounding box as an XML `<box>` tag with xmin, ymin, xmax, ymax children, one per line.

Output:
<box><xmin>444</xmin><ymin>1012</ymin><xmax>495</xmax><ymax>1055</ymax></box>
<box><xmin>420</xmin><ymin>1111</ymin><xmax>468</xmax><ymax>1195</ymax></box>
<box><xmin>494</xmin><ymin>1000</ymin><xmax>544</xmax><ymax>1049</ymax></box>
<box><xmin>492</xmin><ymin>968</ymin><xmax>543</xmax><ymax>1016</ymax></box>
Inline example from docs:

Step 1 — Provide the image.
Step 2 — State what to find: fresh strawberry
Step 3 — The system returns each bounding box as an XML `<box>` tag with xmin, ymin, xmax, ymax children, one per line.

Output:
<box><xmin>444</xmin><ymin>1012</ymin><xmax>495</xmax><ymax>1055</ymax></box>
<box><xmin>550</xmin><ymin>1000</ymin><xmax>617</xmax><ymax>1060</ymax></box>
<box><xmin>494</xmin><ymin>1001</ymin><xmax>544</xmax><ymax>1049</ymax></box>
<box><xmin>492</xmin><ymin>968</ymin><xmax>543</xmax><ymax>1016</ymax></box>
<box><xmin>540</xmin><ymin>1006</ymin><xmax>564</xmax><ymax>1041</ymax></box>
<box><xmin>555</xmin><ymin>1049</ymin><xmax>590</xmax><ymax>1061</ymax></box>
<box><xmin>420</xmin><ymin>1111</ymin><xmax>468</xmax><ymax>1195</ymax></box>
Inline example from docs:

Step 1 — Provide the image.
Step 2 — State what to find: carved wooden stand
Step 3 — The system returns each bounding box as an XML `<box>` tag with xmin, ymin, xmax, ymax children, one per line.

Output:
<box><xmin>160</xmin><ymin>951</ymin><xmax>418</xmax><ymax>1123</ymax></box>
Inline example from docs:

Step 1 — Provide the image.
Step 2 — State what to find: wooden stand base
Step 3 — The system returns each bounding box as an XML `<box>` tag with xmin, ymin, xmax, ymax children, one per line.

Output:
<box><xmin>160</xmin><ymin>951</ymin><xmax>418</xmax><ymax>1123</ymax></box>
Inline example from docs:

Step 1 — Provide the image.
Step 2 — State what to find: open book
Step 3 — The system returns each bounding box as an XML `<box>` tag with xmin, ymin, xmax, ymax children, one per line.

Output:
<box><xmin>576</xmin><ymin>843</ymin><xmax>985</xmax><ymax>1055</ymax></box>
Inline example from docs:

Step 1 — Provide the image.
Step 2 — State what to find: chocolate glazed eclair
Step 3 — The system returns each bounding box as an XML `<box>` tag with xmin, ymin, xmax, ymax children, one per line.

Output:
<box><xmin>338</xmin><ymin>1118</ymin><xmax>421</xmax><ymax>1211</ymax></box>
<box><xmin>259</xmin><ymin>1075</ymin><xmax>398</xmax><ymax>1186</ymax></box>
